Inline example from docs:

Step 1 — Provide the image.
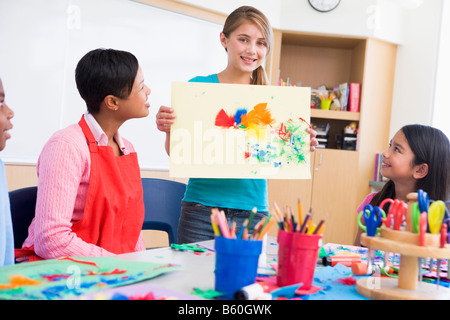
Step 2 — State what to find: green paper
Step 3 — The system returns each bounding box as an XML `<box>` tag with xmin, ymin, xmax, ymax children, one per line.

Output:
<box><xmin>0</xmin><ymin>256</ymin><xmax>181</xmax><ymax>300</ymax></box>
<box><xmin>171</xmin><ymin>243</ymin><xmax>208</xmax><ymax>252</ymax></box>
<box><xmin>191</xmin><ymin>287</ymin><xmax>223</xmax><ymax>299</ymax></box>
<box><xmin>318</xmin><ymin>247</ymin><xmax>327</xmax><ymax>259</ymax></box>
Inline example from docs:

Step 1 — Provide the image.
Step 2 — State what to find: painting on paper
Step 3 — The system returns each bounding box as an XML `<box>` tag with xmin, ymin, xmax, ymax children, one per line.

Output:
<box><xmin>169</xmin><ymin>82</ymin><xmax>311</xmax><ymax>179</ymax></box>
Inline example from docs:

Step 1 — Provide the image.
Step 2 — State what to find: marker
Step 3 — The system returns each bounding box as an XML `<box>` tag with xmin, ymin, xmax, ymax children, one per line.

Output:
<box><xmin>322</xmin><ymin>256</ymin><xmax>362</xmax><ymax>267</ymax></box>
<box><xmin>234</xmin><ymin>283</ymin><xmax>271</xmax><ymax>300</ymax></box>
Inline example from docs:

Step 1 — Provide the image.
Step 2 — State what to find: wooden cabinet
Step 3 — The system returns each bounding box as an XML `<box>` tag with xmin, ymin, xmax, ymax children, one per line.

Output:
<box><xmin>267</xmin><ymin>30</ymin><xmax>397</xmax><ymax>245</ymax></box>
<box><xmin>309</xmin><ymin>149</ymin><xmax>359</xmax><ymax>244</ymax></box>
<box><xmin>268</xmin><ymin>149</ymin><xmax>358</xmax><ymax>244</ymax></box>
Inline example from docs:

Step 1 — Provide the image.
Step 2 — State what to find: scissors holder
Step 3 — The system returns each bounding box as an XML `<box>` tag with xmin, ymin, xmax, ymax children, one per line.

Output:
<box><xmin>357</xmin><ymin>227</ymin><xmax>450</xmax><ymax>300</ymax></box>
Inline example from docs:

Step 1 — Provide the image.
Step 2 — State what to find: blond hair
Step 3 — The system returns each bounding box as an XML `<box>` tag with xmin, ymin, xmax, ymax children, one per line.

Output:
<box><xmin>222</xmin><ymin>6</ymin><xmax>273</xmax><ymax>85</ymax></box>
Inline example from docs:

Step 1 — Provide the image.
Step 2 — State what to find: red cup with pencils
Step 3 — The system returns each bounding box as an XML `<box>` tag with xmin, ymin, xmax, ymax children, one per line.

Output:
<box><xmin>276</xmin><ymin>229</ymin><xmax>322</xmax><ymax>292</ymax></box>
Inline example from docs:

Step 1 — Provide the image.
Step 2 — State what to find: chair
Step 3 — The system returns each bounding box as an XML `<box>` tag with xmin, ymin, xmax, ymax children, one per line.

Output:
<box><xmin>9</xmin><ymin>186</ymin><xmax>37</xmax><ymax>249</ymax></box>
<box><xmin>141</xmin><ymin>178</ymin><xmax>186</xmax><ymax>244</ymax></box>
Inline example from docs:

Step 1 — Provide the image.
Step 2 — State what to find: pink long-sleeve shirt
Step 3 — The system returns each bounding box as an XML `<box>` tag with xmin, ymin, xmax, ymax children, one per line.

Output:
<box><xmin>23</xmin><ymin>113</ymin><xmax>145</xmax><ymax>259</ymax></box>
<box><xmin>357</xmin><ymin>192</ymin><xmax>377</xmax><ymax>213</ymax></box>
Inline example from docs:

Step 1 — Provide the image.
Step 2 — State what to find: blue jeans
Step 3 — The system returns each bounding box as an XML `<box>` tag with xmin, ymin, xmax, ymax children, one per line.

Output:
<box><xmin>177</xmin><ymin>201</ymin><xmax>268</xmax><ymax>244</ymax></box>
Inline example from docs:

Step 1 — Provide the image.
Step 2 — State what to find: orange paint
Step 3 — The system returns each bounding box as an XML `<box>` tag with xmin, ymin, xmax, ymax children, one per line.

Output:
<box><xmin>0</xmin><ymin>275</ymin><xmax>42</xmax><ymax>289</ymax></box>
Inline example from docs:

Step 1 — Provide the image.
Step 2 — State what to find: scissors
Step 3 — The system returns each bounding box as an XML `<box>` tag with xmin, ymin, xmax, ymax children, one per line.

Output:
<box><xmin>418</xmin><ymin>212</ymin><xmax>428</xmax><ymax>282</ymax></box>
<box><xmin>379</xmin><ymin>198</ymin><xmax>406</xmax><ymax>231</ymax></box>
<box><xmin>417</xmin><ymin>189</ymin><xmax>429</xmax><ymax>213</ymax></box>
<box><xmin>358</xmin><ymin>204</ymin><xmax>386</xmax><ymax>237</ymax></box>
<box><xmin>436</xmin><ymin>223</ymin><xmax>448</xmax><ymax>287</ymax></box>
<box><xmin>428</xmin><ymin>200</ymin><xmax>446</xmax><ymax>234</ymax></box>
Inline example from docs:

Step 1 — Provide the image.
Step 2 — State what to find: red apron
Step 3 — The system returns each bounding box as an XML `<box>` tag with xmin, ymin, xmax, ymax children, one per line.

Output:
<box><xmin>16</xmin><ymin>116</ymin><xmax>144</xmax><ymax>261</ymax></box>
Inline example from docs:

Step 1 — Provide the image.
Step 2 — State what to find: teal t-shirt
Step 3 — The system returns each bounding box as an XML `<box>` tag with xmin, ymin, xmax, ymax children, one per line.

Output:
<box><xmin>182</xmin><ymin>74</ymin><xmax>268</xmax><ymax>212</ymax></box>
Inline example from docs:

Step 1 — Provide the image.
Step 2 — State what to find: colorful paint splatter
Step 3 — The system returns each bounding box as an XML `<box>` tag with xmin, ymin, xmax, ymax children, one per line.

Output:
<box><xmin>215</xmin><ymin>103</ymin><xmax>309</xmax><ymax>169</ymax></box>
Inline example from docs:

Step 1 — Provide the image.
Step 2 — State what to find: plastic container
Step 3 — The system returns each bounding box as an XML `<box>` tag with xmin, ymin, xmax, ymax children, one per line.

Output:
<box><xmin>320</xmin><ymin>99</ymin><xmax>332</xmax><ymax>110</ymax></box>
<box><xmin>214</xmin><ymin>236</ymin><xmax>262</xmax><ymax>299</ymax></box>
<box><xmin>276</xmin><ymin>229</ymin><xmax>322</xmax><ymax>290</ymax></box>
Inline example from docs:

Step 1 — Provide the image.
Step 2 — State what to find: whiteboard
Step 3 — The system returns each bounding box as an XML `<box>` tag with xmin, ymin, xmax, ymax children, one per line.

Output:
<box><xmin>0</xmin><ymin>0</ymin><xmax>226</xmax><ymax>170</ymax></box>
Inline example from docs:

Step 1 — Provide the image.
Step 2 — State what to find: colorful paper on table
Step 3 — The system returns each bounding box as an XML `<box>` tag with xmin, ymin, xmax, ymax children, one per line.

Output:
<box><xmin>307</xmin><ymin>265</ymin><xmax>369</xmax><ymax>300</ymax></box>
<box><xmin>319</xmin><ymin>243</ymin><xmax>395</xmax><ymax>265</ymax></box>
<box><xmin>170</xmin><ymin>82</ymin><xmax>311</xmax><ymax>179</ymax></box>
<box><xmin>76</xmin><ymin>282</ymin><xmax>204</xmax><ymax>300</ymax></box>
<box><xmin>0</xmin><ymin>256</ymin><xmax>181</xmax><ymax>300</ymax></box>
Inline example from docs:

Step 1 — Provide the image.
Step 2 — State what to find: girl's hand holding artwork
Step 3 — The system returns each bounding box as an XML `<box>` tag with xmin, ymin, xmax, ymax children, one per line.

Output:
<box><xmin>308</xmin><ymin>126</ymin><xmax>318</xmax><ymax>152</ymax></box>
<box><xmin>156</xmin><ymin>105</ymin><xmax>175</xmax><ymax>133</ymax></box>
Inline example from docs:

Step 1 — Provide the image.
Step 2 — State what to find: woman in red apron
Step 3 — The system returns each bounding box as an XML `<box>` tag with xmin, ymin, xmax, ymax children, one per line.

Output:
<box><xmin>16</xmin><ymin>49</ymin><xmax>151</xmax><ymax>261</ymax></box>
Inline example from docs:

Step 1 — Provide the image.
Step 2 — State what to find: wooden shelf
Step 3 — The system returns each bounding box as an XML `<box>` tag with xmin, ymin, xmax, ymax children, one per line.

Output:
<box><xmin>310</xmin><ymin>109</ymin><xmax>360</xmax><ymax>121</ymax></box>
<box><xmin>369</xmin><ymin>180</ymin><xmax>386</xmax><ymax>190</ymax></box>
<box><xmin>268</xmin><ymin>29</ymin><xmax>397</xmax><ymax>245</ymax></box>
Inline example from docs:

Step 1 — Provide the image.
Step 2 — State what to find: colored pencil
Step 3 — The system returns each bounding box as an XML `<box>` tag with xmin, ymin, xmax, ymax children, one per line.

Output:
<box><xmin>312</xmin><ymin>219</ymin><xmax>325</xmax><ymax>234</ymax></box>
<box><xmin>256</xmin><ymin>216</ymin><xmax>276</xmax><ymax>240</ymax></box>
<box><xmin>297</xmin><ymin>197</ymin><xmax>303</xmax><ymax>227</ymax></box>
<box><xmin>216</xmin><ymin>210</ymin><xmax>231</xmax><ymax>238</ymax></box>
<box><xmin>230</xmin><ymin>220</ymin><xmax>236</xmax><ymax>238</ymax></box>
<box><xmin>306</xmin><ymin>208</ymin><xmax>314</xmax><ymax>233</ymax></box>
<box><xmin>210</xmin><ymin>211</ymin><xmax>221</xmax><ymax>236</ymax></box>
<box><xmin>252</xmin><ymin>217</ymin><xmax>266</xmax><ymax>238</ymax></box>
<box><xmin>298</xmin><ymin>213</ymin><xmax>310</xmax><ymax>233</ymax></box>
<box><xmin>288</xmin><ymin>206</ymin><xmax>296</xmax><ymax>232</ymax></box>
<box><xmin>273</xmin><ymin>202</ymin><xmax>283</xmax><ymax>227</ymax></box>
<box><xmin>238</xmin><ymin>219</ymin><xmax>249</xmax><ymax>239</ymax></box>
<box><xmin>247</xmin><ymin>207</ymin><xmax>257</xmax><ymax>232</ymax></box>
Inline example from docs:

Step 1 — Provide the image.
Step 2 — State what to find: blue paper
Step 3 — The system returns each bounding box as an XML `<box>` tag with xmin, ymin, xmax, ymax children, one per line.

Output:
<box><xmin>306</xmin><ymin>265</ymin><xmax>369</xmax><ymax>300</ymax></box>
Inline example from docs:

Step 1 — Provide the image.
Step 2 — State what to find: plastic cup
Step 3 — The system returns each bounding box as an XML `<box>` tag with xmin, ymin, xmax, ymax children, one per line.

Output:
<box><xmin>321</xmin><ymin>99</ymin><xmax>332</xmax><ymax>110</ymax></box>
<box><xmin>214</xmin><ymin>236</ymin><xmax>262</xmax><ymax>299</ymax></box>
<box><xmin>276</xmin><ymin>229</ymin><xmax>322</xmax><ymax>289</ymax></box>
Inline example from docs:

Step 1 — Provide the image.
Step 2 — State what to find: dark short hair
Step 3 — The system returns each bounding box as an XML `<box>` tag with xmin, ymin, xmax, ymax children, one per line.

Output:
<box><xmin>75</xmin><ymin>48</ymin><xmax>139</xmax><ymax>114</ymax></box>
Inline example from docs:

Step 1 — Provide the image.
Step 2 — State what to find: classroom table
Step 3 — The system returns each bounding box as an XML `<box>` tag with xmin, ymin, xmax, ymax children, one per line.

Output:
<box><xmin>118</xmin><ymin>239</ymin><xmax>220</xmax><ymax>297</ymax></box>
<box><xmin>113</xmin><ymin>237</ymin><xmax>368</xmax><ymax>301</ymax></box>
<box><xmin>116</xmin><ymin>237</ymin><xmax>280</xmax><ymax>298</ymax></box>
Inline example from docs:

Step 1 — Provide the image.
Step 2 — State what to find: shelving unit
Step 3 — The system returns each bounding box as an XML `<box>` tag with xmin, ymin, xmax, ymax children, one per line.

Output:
<box><xmin>271</xmin><ymin>31</ymin><xmax>366</xmax><ymax>151</ymax></box>
<box><xmin>311</xmin><ymin>109</ymin><xmax>360</xmax><ymax>121</ymax></box>
<box><xmin>267</xmin><ymin>30</ymin><xmax>397</xmax><ymax>245</ymax></box>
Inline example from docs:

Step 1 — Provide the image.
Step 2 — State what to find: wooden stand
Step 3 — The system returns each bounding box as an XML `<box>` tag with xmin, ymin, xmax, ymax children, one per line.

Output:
<box><xmin>356</xmin><ymin>227</ymin><xmax>450</xmax><ymax>300</ymax></box>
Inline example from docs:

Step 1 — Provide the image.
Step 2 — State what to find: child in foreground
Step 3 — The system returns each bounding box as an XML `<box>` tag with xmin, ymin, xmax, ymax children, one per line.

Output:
<box><xmin>0</xmin><ymin>77</ymin><xmax>15</xmax><ymax>266</ymax></box>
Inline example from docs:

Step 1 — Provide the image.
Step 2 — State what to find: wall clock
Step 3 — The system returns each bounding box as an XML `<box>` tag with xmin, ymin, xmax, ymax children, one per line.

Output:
<box><xmin>308</xmin><ymin>0</ymin><xmax>341</xmax><ymax>12</ymax></box>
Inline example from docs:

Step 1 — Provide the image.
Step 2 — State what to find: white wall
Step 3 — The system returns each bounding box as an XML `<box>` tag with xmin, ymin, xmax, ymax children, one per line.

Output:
<box><xmin>0</xmin><ymin>0</ymin><xmax>226</xmax><ymax>169</ymax></box>
<box><xmin>389</xmin><ymin>0</ymin><xmax>444</xmax><ymax>137</ymax></box>
<box><xmin>432</xmin><ymin>0</ymin><xmax>450</xmax><ymax>139</ymax></box>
